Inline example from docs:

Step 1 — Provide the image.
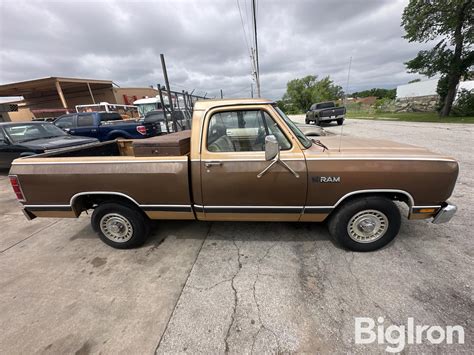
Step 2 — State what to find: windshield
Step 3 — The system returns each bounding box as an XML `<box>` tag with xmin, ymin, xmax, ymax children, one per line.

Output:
<box><xmin>4</xmin><ymin>123</ymin><xmax>67</xmax><ymax>143</ymax></box>
<box><xmin>137</xmin><ymin>103</ymin><xmax>159</xmax><ymax>117</ymax></box>
<box><xmin>274</xmin><ymin>106</ymin><xmax>312</xmax><ymax>149</ymax></box>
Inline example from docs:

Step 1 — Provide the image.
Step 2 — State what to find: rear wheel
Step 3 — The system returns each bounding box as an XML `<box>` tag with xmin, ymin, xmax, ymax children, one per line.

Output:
<box><xmin>328</xmin><ymin>196</ymin><xmax>401</xmax><ymax>252</ymax></box>
<box><xmin>91</xmin><ymin>203</ymin><xmax>150</xmax><ymax>249</ymax></box>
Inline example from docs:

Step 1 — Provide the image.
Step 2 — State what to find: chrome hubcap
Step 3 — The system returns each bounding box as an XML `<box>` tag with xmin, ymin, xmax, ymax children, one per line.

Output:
<box><xmin>100</xmin><ymin>213</ymin><xmax>133</xmax><ymax>243</ymax></box>
<box><xmin>347</xmin><ymin>209</ymin><xmax>389</xmax><ymax>243</ymax></box>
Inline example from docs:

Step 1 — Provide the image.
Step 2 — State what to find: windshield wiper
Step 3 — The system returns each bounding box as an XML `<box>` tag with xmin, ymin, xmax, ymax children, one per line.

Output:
<box><xmin>311</xmin><ymin>138</ymin><xmax>329</xmax><ymax>152</ymax></box>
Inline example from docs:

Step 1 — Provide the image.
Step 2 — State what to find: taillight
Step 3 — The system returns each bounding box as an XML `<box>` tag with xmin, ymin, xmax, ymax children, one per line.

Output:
<box><xmin>136</xmin><ymin>125</ymin><xmax>147</xmax><ymax>135</ymax></box>
<box><xmin>9</xmin><ymin>175</ymin><xmax>25</xmax><ymax>201</ymax></box>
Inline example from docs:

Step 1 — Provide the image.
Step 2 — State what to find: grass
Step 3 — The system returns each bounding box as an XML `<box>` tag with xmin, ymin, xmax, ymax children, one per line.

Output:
<box><xmin>346</xmin><ymin>110</ymin><xmax>474</xmax><ymax>124</ymax></box>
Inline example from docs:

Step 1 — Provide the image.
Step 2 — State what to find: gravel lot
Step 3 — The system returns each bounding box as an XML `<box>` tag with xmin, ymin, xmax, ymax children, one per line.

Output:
<box><xmin>0</xmin><ymin>118</ymin><xmax>472</xmax><ymax>354</ymax></box>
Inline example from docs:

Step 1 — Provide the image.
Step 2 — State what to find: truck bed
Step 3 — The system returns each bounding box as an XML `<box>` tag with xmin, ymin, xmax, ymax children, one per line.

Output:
<box><xmin>10</xmin><ymin>136</ymin><xmax>194</xmax><ymax>220</ymax></box>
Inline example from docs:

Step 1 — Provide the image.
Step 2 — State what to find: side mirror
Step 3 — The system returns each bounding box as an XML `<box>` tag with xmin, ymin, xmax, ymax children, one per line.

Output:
<box><xmin>265</xmin><ymin>135</ymin><xmax>279</xmax><ymax>161</ymax></box>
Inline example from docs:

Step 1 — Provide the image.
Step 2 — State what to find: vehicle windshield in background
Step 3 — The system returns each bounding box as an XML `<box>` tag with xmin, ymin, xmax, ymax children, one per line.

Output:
<box><xmin>274</xmin><ymin>106</ymin><xmax>312</xmax><ymax>149</ymax></box>
<box><xmin>4</xmin><ymin>123</ymin><xmax>67</xmax><ymax>143</ymax></box>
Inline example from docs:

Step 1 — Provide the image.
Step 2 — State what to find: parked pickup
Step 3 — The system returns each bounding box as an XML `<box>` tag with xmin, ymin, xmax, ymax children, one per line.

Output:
<box><xmin>306</xmin><ymin>101</ymin><xmax>346</xmax><ymax>126</ymax></box>
<box><xmin>9</xmin><ymin>99</ymin><xmax>458</xmax><ymax>251</ymax></box>
<box><xmin>54</xmin><ymin>112</ymin><xmax>159</xmax><ymax>141</ymax></box>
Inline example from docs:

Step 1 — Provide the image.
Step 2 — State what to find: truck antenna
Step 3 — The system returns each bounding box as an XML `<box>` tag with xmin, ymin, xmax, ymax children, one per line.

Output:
<box><xmin>339</xmin><ymin>56</ymin><xmax>352</xmax><ymax>152</ymax></box>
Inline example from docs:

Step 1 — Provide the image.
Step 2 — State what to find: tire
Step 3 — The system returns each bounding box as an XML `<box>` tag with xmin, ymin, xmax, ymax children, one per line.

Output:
<box><xmin>305</xmin><ymin>119</ymin><xmax>310</xmax><ymax>124</ymax></box>
<box><xmin>337</xmin><ymin>119</ymin><xmax>344</xmax><ymax>125</ymax></box>
<box><xmin>328</xmin><ymin>196</ymin><xmax>401</xmax><ymax>252</ymax></box>
<box><xmin>91</xmin><ymin>203</ymin><xmax>150</xmax><ymax>249</ymax></box>
<box><xmin>315</xmin><ymin>117</ymin><xmax>321</xmax><ymax>126</ymax></box>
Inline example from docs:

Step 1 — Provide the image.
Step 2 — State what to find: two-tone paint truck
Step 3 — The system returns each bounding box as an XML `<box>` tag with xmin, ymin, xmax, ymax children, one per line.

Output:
<box><xmin>9</xmin><ymin>99</ymin><xmax>458</xmax><ymax>251</ymax></box>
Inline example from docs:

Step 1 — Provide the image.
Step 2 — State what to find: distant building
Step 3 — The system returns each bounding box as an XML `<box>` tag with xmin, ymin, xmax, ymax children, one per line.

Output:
<box><xmin>0</xmin><ymin>77</ymin><xmax>158</xmax><ymax>122</ymax></box>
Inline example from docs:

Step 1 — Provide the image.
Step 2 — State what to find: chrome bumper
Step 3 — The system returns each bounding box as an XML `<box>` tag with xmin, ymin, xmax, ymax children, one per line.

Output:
<box><xmin>432</xmin><ymin>203</ymin><xmax>457</xmax><ymax>224</ymax></box>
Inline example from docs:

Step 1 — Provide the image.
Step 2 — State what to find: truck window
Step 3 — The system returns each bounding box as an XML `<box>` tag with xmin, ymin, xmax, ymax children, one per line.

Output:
<box><xmin>100</xmin><ymin>113</ymin><xmax>122</xmax><ymax>122</ymax></box>
<box><xmin>316</xmin><ymin>102</ymin><xmax>335</xmax><ymax>109</ymax></box>
<box><xmin>77</xmin><ymin>114</ymin><xmax>94</xmax><ymax>127</ymax></box>
<box><xmin>207</xmin><ymin>110</ymin><xmax>290</xmax><ymax>152</ymax></box>
<box><xmin>55</xmin><ymin>115</ymin><xmax>75</xmax><ymax>129</ymax></box>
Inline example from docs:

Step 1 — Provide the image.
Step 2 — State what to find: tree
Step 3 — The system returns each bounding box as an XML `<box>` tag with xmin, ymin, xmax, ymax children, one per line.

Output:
<box><xmin>281</xmin><ymin>75</ymin><xmax>343</xmax><ymax>113</ymax></box>
<box><xmin>351</xmin><ymin>88</ymin><xmax>396</xmax><ymax>99</ymax></box>
<box><xmin>402</xmin><ymin>0</ymin><xmax>473</xmax><ymax>116</ymax></box>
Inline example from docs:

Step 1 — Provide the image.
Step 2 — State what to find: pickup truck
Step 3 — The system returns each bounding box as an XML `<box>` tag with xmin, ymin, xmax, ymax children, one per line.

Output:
<box><xmin>9</xmin><ymin>99</ymin><xmax>458</xmax><ymax>252</ymax></box>
<box><xmin>306</xmin><ymin>101</ymin><xmax>346</xmax><ymax>126</ymax></box>
<box><xmin>54</xmin><ymin>112</ymin><xmax>159</xmax><ymax>141</ymax></box>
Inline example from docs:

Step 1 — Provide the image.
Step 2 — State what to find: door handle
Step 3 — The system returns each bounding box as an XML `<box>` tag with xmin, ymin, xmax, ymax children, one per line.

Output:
<box><xmin>205</xmin><ymin>161</ymin><xmax>222</xmax><ymax>167</ymax></box>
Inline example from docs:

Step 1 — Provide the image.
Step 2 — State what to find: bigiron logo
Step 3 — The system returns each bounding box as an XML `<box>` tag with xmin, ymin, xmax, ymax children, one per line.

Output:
<box><xmin>355</xmin><ymin>317</ymin><xmax>465</xmax><ymax>353</ymax></box>
<box><xmin>312</xmin><ymin>176</ymin><xmax>341</xmax><ymax>183</ymax></box>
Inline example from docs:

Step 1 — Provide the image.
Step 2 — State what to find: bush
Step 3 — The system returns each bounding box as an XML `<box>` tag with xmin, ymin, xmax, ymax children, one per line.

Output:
<box><xmin>451</xmin><ymin>89</ymin><xmax>474</xmax><ymax>117</ymax></box>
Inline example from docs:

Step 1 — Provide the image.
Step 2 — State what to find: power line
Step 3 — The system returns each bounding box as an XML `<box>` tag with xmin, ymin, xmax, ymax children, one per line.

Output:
<box><xmin>236</xmin><ymin>0</ymin><xmax>252</xmax><ymax>58</ymax></box>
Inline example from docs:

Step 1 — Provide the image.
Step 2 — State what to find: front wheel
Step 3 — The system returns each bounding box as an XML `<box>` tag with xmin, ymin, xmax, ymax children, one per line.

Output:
<box><xmin>315</xmin><ymin>117</ymin><xmax>321</xmax><ymax>126</ymax></box>
<box><xmin>91</xmin><ymin>203</ymin><xmax>150</xmax><ymax>248</ymax></box>
<box><xmin>337</xmin><ymin>119</ymin><xmax>344</xmax><ymax>125</ymax></box>
<box><xmin>328</xmin><ymin>196</ymin><xmax>401</xmax><ymax>252</ymax></box>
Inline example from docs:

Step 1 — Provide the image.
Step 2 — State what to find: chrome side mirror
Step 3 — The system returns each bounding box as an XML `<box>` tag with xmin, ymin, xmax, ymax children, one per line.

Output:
<box><xmin>265</xmin><ymin>135</ymin><xmax>279</xmax><ymax>161</ymax></box>
<box><xmin>258</xmin><ymin>134</ymin><xmax>299</xmax><ymax>179</ymax></box>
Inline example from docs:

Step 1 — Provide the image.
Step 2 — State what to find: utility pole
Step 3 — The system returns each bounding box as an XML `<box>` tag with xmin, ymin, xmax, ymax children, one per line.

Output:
<box><xmin>250</xmin><ymin>83</ymin><xmax>254</xmax><ymax>98</ymax></box>
<box><xmin>252</xmin><ymin>0</ymin><xmax>261</xmax><ymax>97</ymax></box>
<box><xmin>160</xmin><ymin>53</ymin><xmax>177</xmax><ymax>132</ymax></box>
<box><xmin>220</xmin><ymin>89</ymin><xmax>223</xmax><ymax>99</ymax></box>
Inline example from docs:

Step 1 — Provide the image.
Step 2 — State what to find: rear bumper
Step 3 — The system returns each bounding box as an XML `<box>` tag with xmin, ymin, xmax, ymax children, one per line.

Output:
<box><xmin>319</xmin><ymin>115</ymin><xmax>344</xmax><ymax>121</ymax></box>
<box><xmin>22</xmin><ymin>208</ymin><xmax>37</xmax><ymax>221</ymax></box>
<box><xmin>432</xmin><ymin>203</ymin><xmax>457</xmax><ymax>224</ymax></box>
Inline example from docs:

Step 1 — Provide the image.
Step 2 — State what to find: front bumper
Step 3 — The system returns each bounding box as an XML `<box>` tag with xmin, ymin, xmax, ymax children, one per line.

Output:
<box><xmin>432</xmin><ymin>203</ymin><xmax>457</xmax><ymax>224</ymax></box>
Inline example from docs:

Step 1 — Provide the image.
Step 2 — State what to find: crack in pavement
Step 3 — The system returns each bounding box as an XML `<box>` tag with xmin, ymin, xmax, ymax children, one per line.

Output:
<box><xmin>341</xmin><ymin>252</ymin><xmax>396</xmax><ymax>324</ymax></box>
<box><xmin>251</xmin><ymin>242</ymin><xmax>280</xmax><ymax>354</ymax></box>
<box><xmin>154</xmin><ymin>222</ymin><xmax>212</xmax><ymax>354</ymax></box>
<box><xmin>224</xmin><ymin>237</ymin><xmax>242</xmax><ymax>353</ymax></box>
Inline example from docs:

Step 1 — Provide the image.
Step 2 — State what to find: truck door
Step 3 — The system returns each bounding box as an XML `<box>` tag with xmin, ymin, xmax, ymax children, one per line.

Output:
<box><xmin>199</xmin><ymin>106</ymin><xmax>307</xmax><ymax>221</ymax></box>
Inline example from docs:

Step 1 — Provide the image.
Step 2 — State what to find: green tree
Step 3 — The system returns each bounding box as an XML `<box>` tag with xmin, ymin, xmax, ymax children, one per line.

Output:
<box><xmin>402</xmin><ymin>0</ymin><xmax>473</xmax><ymax>116</ymax></box>
<box><xmin>351</xmin><ymin>88</ymin><xmax>396</xmax><ymax>99</ymax></box>
<box><xmin>281</xmin><ymin>75</ymin><xmax>343</xmax><ymax>113</ymax></box>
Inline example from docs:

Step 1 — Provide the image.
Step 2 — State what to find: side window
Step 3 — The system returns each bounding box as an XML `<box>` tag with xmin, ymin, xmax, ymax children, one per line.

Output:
<box><xmin>77</xmin><ymin>114</ymin><xmax>94</xmax><ymax>127</ymax></box>
<box><xmin>55</xmin><ymin>115</ymin><xmax>75</xmax><ymax>129</ymax></box>
<box><xmin>207</xmin><ymin>110</ymin><xmax>290</xmax><ymax>152</ymax></box>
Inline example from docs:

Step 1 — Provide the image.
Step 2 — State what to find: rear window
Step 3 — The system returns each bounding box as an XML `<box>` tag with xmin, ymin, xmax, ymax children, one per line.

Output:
<box><xmin>77</xmin><ymin>114</ymin><xmax>94</xmax><ymax>127</ymax></box>
<box><xmin>316</xmin><ymin>102</ymin><xmax>335</xmax><ymax>109</ymax></box>
<box><xmin>100</xmin><ymin>113</ymin><xmax>122</xmax><ymax>122</ymax></box>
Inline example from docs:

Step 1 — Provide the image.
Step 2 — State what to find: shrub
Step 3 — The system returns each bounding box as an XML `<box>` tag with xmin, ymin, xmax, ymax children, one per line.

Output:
<box><xmin>451</xmin><ymin>89</ymin><xmax>474</xmax><ymax>117</ymax></box>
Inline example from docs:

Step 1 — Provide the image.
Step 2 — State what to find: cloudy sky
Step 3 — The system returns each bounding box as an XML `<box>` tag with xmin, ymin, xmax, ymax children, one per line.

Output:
<box><xmin>0</xmin><ymin>0</ymin><xmax>431</xmax><ymax>99</ymax></box>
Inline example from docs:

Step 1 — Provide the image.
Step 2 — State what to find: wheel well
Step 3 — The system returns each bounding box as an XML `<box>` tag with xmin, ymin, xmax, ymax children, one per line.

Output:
<box><xmin>72</xmin><ymin>193</ymin><xmax>140</xmax><ymax>215</ymax></box>
<box><xmin>331</xmin><ymin>191</ymin><xmax>412</xmax><ymax>214</ymax></box>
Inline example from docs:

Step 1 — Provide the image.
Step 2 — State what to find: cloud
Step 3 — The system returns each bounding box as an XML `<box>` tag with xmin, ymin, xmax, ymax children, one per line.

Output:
<box><xmin>0</xmin><ymin>0</ymin><xmax>430</xmax><ymax>99</ymax></box>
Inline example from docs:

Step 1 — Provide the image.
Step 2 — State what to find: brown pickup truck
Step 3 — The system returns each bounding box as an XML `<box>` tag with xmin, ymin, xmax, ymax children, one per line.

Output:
<box><xmin>8</xmin><ymin>99</ymin><xmax>458</xmax><ymax>251</ymax></box>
